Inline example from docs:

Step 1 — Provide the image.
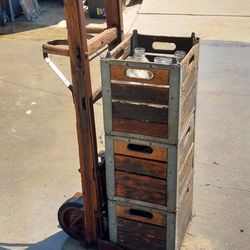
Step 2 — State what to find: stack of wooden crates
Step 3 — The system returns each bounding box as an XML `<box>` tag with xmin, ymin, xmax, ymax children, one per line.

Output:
<box><xmin>101</xmin><ymin>31</ymin><xmax>199</xmax><ymax>250</ymax></box>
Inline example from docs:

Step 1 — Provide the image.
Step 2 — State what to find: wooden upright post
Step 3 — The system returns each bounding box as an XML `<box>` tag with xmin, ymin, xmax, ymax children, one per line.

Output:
<box><xmin>63</xmin><ymin>0</ymin><xmax>123</xmax><ymax>246</ymax></box>
<box><xmin>104</xmin><ymin>0</ymin><xmax>124</xmax><ymax>50</ymax></box>
<box><xmin>64</xmin><ymin>0</ymin><xmax>99</xmax><ymax>245</ymax></box>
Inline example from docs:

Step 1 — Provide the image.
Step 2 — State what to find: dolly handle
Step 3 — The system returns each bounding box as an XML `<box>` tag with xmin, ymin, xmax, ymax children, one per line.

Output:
<box><xmin>42</xmin><ymin>40</ymin><xmax>69</xmax><ymax>58</ymax></box>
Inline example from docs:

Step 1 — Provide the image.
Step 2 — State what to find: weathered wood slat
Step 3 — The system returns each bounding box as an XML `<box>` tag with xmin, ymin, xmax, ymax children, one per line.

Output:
<box><xmin>177</xmin><ymin>176</ymin><xmax>193</xmax><ymax>247</ymax></box>
<box><xmin>178</xmin><ymin>144</ymin><xmax>194</xmax><ymax>196</ymax></box>
<box><xmin>178</xmin><ymin>199</ymin><xmax>192</xmax><ymax>233</ymax></box>
<box><xmin>113</xmin><ymin>118</ymin><xmax>168</xmax><ymax>138</ymax></box>
<box><xmin>177</xmin><ymin>203</ymin><xmax>192</xmax><ymax>249</ymax></box>
<box><xmin>86</xmin><ymin>26</ymin><xmax>106</xmax><ymax>34</ymax></box>
<box><xmin>87</xmin><ymin>27</ymin><xmax>118</xmax><ymax>56</ymax></box>
<box><xmin>112</xmin><ymin>82</ymin><xmax>169</xmax><ymax>105</ymax></box>
<box><xmin>181</xmin><ymin>82</ymin><xmax>197</xmax><ymax>130</ymax></box>
<box><xmin>110</xmin><ymin>64</ymin><xmax>169</xmax><ymax>85</ymax></box>
<box><xmin>181</xmin><ymin>44</ymin><xmax>199</xmax><ymax>82</ymax></box>
<box><xmin>114</xmin><ymin>140</ymin><xmax>168</xmax><ymax>161</ymax></box>
<box><xmin>117</xmin><ymin>218</ymin><xmax>166</xmax><ymax>241</ymax></box>
<box><xmin>104</xmin><ymin>0</ymin><xmax>123</xmax><ymax>51</ymax></box>
<box><xmin>115</xmin><ymin>154</ymin><xmax>167</xmax><ymax>179</ymax></box>
<box><xmin>109</xmin><ymin>34</ymin><xmax>132</xmax><ymax>59</ymax></box>
<box><xmin>181</xmin><ymin>62</ymin><xmax>198</xmax><ymax>100</ymax></box>
<box><xmin>118</xmin><ymin>230</ymin><xmax>166</xmax><ymax>250</ymax></box>
<box><xmin>137</xmin><ymin>34</ymin><xmax>193</xmax><ymax>54</ymax></box>
<box><xmin>115</xmin><ymin>171</ymin><xmax>167</xmax><ymax>205</ymax></box>
<box><xmin>112</xmin><ymin>101</ymin><xmax>168</xmax><ymax>124</ymax></box>
<box><xmin>179</xmin><ymin>113</ymin><xmax>195</xmax><ymax>167</ymax></box>
<box><xmin>42</xmin><ymin>40</ymin><xmax>69</xmax><ymax>57</ymax></box>
<box><xmin>116</xmin><ymin>204</ymin><xmax>166</xmax><ymax>226</ymax></box>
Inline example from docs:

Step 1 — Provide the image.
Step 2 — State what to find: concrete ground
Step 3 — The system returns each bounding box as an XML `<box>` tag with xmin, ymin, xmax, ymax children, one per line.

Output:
<box><xmin>0</xmin><ymin>0</ymin><xmax>250</xmax><ymax>250</ymax></box>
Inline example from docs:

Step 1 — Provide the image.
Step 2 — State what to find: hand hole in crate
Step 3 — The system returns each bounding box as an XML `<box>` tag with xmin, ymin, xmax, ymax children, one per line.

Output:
<box><xmin>152</xmin><ymin>41</ymin><xmax>176</xmax><ymax>51</ymax></box>
<box><xmin>125</xmin><ymin>68</ymin><xmax>154</xmax><ymax>80</ymax></box>
<box><xmin>183</xmin><ymin>126</ymin><xmax>191</xmax><ymax>146</ymax></box>
<box><xmin>127</xmin><ymin>143</ymin><xmax>153</xmax><ymax>154</ymax></box>
<box><xmin>189</xmin><ymin>55</ymin><xmax>195</xmax><ymax>66</ymax></box>
<box><xmin>129</xmin><ymin>209</ymin><xmax>153</xmax><ymax>219</ymax></box>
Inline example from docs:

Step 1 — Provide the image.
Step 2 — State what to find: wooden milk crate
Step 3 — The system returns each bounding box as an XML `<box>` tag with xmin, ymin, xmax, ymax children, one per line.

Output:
<box><xmin>101</xmin><ymin>31</ymin><xmax>199</xmax><ymax>145</ymax></box>
<box><xmin>107</xmin><ymin>173</ymin><xmax>194</xmax><ymax>250</ymax></box>
<box><xmin>105</xmin><ymin>112</ymin><xmax>195</xmax><ymax>209</ymax></box>
<box><xmin>104</xmin><ymin>113</ymin><xmax>195</xmax><ymax>250</ymax></box>
<box><xmin>101</xmin><ymin>32</ymin><xmax>199</xmax><ymax>250</ymax></box>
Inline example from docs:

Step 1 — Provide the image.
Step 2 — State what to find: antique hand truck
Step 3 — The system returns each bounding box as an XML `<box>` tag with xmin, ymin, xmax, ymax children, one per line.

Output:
<box><xmin>42</xmin><ymin>0</ymin><xmax>124</xmax><ymax>248</ymax></box>
<box><xmin>42</xmin><ymin>1</ymin><xmax>199</xmax><ymax>249</ymax></box>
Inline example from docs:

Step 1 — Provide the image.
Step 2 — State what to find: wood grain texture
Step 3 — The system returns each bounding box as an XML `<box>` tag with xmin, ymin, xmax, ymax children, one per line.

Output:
<box><xmin>87</xmin><ymin>27</ymin><xmax>117</xmax><ymax>56</ymax></box>
<box><xmin>110</xmin><ymin>64</ymin><xmax>169</xmax><ymax>85</ymax></box>
<box><xmin>116</xmin><ymin>204</ymin><xmax>166</xmax><ymax>226</ymax></box>
<box><xmin>114</xmin><ymin>140</ymin><xmax>168</xmax><ymax>161</ymax></box>
<box><xmin>181</xmin><ymin>62</ymin><xmax>198</xmax><ymax>100</ymax></box>
<box><xmin>179</xmin><ymin>113</ymin><xmax>195</xmax><ymax>167</ymax></box>
<box><xmin>112</xmin><ymin>82</ymin><xmax>169</xmax><ymax>105</ymax></box>
<box><xmin>109</xmin><ymin>34</ymin><xmax>132</xmax><ymax>59</ymax></box>
<box><xmin>86</xmin><ymin>26</ymin><xmax>106</xmax><ymax>34</ymax></box>
<box><xmin>104</xmin><ymin>0</ymin><xmax>123</xmax><ymax>50</ymax></box>
<box><xmin>181</xmin><ymin>82</ymin><xmax>197</xmax><ymax>130</ymax></box>
<box><xmin>42</xmin><ymin>40</ymin><xmax>69</xmax><ymax>57</ymax></box>
<box><xmin>113</xmin><ymin>117</ymin><xmax>168</xmax><ymax>138</ymax></box>
<box><xmin>177</xmin><ymin>175</ymin><xmax>193</xmax><ymax>248</ymax></box>
<box><xmin>178</xmin><ymin>144</ymin><xmax>194</xmax><ymax>196</ymax></box>
<box><xmin>64</xmin><ymin>0</ymin><xmax>99</xmax><ymax>243</ymax></box>
<box><xmin>115</xmin><ymin>171</ymin><xmax>167</xmax><ymax>205</ymax></box>
<box><xmin>112</xmin><ymin>101</ymin><xmax>168</xmax><ymax>123</ymax></box>
<box><xmin>115</xmin><ymin>154</ymin><xmax>167</xmax><ymax>179</ymax></box>
<box><xmin>181</xmin><ymin>44</ymin><xmax>199</xmax><ymax>82</ymax></box>
<box><xmin>118</xmin><ymin>230</ymin><xmax>166</xmax><ymax>250</ymax></box>
<box><xmin>137</xmin><ymin>34</ymin><xmax>193</xmax><ymax>55</ymax></box>
<box><xmin>117</xmin><ymin>218</ymin><xmax>166</xmax><ymax>241</ymax></box>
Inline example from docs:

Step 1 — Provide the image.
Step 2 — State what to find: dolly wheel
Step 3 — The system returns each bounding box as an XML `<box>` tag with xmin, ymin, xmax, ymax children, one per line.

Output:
<box><xmin>0</xmin><ymin>12</ymin><xmax>7</xmax><ymax>26</ymax></box>
<box><xmin>58</xmin><ymin>194</ymin><xmax>85</xmax><ymax>241</ymax></box>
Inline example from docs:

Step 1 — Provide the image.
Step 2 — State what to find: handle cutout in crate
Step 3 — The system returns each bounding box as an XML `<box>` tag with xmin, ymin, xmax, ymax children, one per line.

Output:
<box><xmin>152</xmin><ymin>41</ymin><xmax>176</xmax><ymax>51</ymax></box>
<box><xmin>188</xmin><ymin>55</ymin><xmax>195</xmax><ymax>66</ymax></box>
<box><xmin>110</xmin><ymin>64</ymin><xmax>169</xmax><ymax>85</ymax></box>
<box><xmin>125</xmin><ymin>68</ymin><xmax>154</xmax><ymax>80</ymax></box>
<box><xmin>127</xmin><ymin>143</ymin><xmax>153</xmax><ymax>154</ymax></box>
<box><xmin>129</xmin><ymin>209</ymin><xmax>153</xmax><ymax>219</ymax></box>
<box><xmin>183</xmin><ymin>126</ymin><xmax>191</xmax><ymax>146</ymax></box>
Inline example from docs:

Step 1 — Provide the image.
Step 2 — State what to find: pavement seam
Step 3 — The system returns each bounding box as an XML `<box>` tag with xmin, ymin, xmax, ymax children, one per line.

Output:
<box><xmin>195</xmin><ymin>183</ymin><xmax>250</xmax><ymax>193</ymax></box>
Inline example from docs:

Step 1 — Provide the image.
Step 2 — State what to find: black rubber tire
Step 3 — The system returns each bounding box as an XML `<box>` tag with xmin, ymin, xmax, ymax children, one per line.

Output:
<box><xmin>0</xmin><ymin>12</ymin><xmax>7</xmax><ymax>26</ymax></box>
<box><xmin>58</xmin><ymin>195</ymin><xmax>85</xmax><ymax>241</ymax></box>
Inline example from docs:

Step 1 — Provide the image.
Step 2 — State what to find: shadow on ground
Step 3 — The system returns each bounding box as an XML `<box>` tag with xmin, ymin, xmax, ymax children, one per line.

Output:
<box><xmin>0</xmin><ymin>0</ymin><xmax>105</xmax><ymax>36</ymax></box>
<box><xmin>0</xmin><ymin>231</ymin><xmax>86</xmax><ymax>250</ymax></box>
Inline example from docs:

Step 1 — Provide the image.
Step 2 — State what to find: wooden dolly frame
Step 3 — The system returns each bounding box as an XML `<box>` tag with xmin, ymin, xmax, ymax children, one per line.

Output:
<box><xmin>42</xmin><ymin>0</ymin><xmax>123</xmax><ymax>248</ymax></box>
